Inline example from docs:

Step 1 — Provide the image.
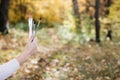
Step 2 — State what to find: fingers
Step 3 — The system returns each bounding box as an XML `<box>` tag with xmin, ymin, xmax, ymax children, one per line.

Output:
<box><xmin>29</xmin><ymin>35</ymin><xmax>35</xmax><ymax>42</ymax></box>
<box><xmin>33</xmin><ymin>37</ymin><xmax>37</xmax><ymax>43</ymax></box>
<box><xmin>28</xmin><ymin>35</ymin><xmax>37</xmax><ymax>46</ymax></box>
<box><xmin>32</xmin><ymin>38</ymin><xmax>37</xmax><ymax>48</ymax></box>
<box><xmin>30</xmin><ymin>37</ymin><xmax>37</xmax><ymax>48</ymax></box>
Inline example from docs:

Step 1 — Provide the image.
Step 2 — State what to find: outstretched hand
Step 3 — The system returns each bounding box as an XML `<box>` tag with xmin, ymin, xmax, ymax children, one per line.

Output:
<box><xmin>16</xmin><ymin>36</ymin><xmax>38</xmax><ymax>65</ymax></box>
<box><xmin>24</xmin><ymin>36</ymin><xmax>38</xmax><ymax>55</ymax></box>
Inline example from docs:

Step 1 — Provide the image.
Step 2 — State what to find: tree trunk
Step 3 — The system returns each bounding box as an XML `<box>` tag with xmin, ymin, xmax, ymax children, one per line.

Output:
<box><xmin>0</xmin><ymin>0</ymin><xmax>10</xmax><ymax>34</ymax></box>
<box><xmin>95</xmin><ymin>0</ymin><xmax>100</xmax><ymax>43</ymax></box>
<box><xmin>72</xmin><ymin>0</ymin><xmax>81</xmax><ymax>32</ymax></box>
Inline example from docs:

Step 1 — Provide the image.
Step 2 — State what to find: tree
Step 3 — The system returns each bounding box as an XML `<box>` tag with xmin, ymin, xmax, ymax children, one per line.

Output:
<box><xmin>95</xmin><ymin>0</ymin><xmax>100</xmax><ymax>43</ymax></box>
<box><xmin>72</xmin><ymin>0</ymin><xmax>81</xmax><ymax>32</ymax></box>
<box><xmin>0</xmin><ymin>0</ymin><xmax>10</xmax><ymax>34</ymax></box>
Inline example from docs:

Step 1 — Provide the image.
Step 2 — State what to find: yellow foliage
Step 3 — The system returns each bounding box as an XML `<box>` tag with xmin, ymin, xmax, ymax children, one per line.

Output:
<box><xmin>109</xmin><ymin>0</ymin><xmax>120</xmax><ymax>23</ymax></box>
<box><xmin>9</xmin><ymin>0</ymin><xmax>68</xmax><ymax>25</ymax></box>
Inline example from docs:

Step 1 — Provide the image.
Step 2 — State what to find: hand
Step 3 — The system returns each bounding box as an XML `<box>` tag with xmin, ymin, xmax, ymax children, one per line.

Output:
<box><xmin>23</xmin><ymin>36</ymin><xmax>38</xmax><ymax>55</ymax></box>
<box><xmin>16</xmin><ymin>36</ymin><xmax>38</xmax><ymax>65</ymax></box>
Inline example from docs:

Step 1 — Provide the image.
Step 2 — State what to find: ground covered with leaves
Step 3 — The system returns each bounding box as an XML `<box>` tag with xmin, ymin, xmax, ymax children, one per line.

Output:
<box><xmin>0</xmin><ymin>28</ymin><xmax>120</xmax><ymax>80</ymax></box>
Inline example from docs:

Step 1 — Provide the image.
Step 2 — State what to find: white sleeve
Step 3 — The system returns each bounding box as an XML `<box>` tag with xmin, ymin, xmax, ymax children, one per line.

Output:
<box><xmin>0</xmin><ymin>59</ymin><xmax>20</xmax><ymax>80</ymax></box>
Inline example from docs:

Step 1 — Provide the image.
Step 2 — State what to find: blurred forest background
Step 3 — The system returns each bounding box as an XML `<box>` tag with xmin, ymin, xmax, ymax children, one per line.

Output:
<box><xmin>0</xmin><ymin>0</ymin><xmax>120</xmax><ymax>80</ymax></box>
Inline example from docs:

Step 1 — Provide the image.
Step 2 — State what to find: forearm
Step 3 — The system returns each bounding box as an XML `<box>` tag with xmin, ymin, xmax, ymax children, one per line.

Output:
<box><xmin>0</xmin><ymin>52</ymin><xmax>34</xmax><ymax>79</ymax></box>
<box><xmin>16</xmin><ymin>37</ymin><xmax>37</xmax><ymax>65</ymax></box>
<box><xmin>0</xmin><ymin>36</ymin><xmax>37</xmax><ymax>79</ymax></box>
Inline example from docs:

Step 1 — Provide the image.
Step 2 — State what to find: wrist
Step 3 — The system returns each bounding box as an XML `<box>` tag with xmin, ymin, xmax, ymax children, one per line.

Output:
<box><xmin>16</xmin><ymin>51</ymin><xmax>31</xmax><ymax>65</ymax></box>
